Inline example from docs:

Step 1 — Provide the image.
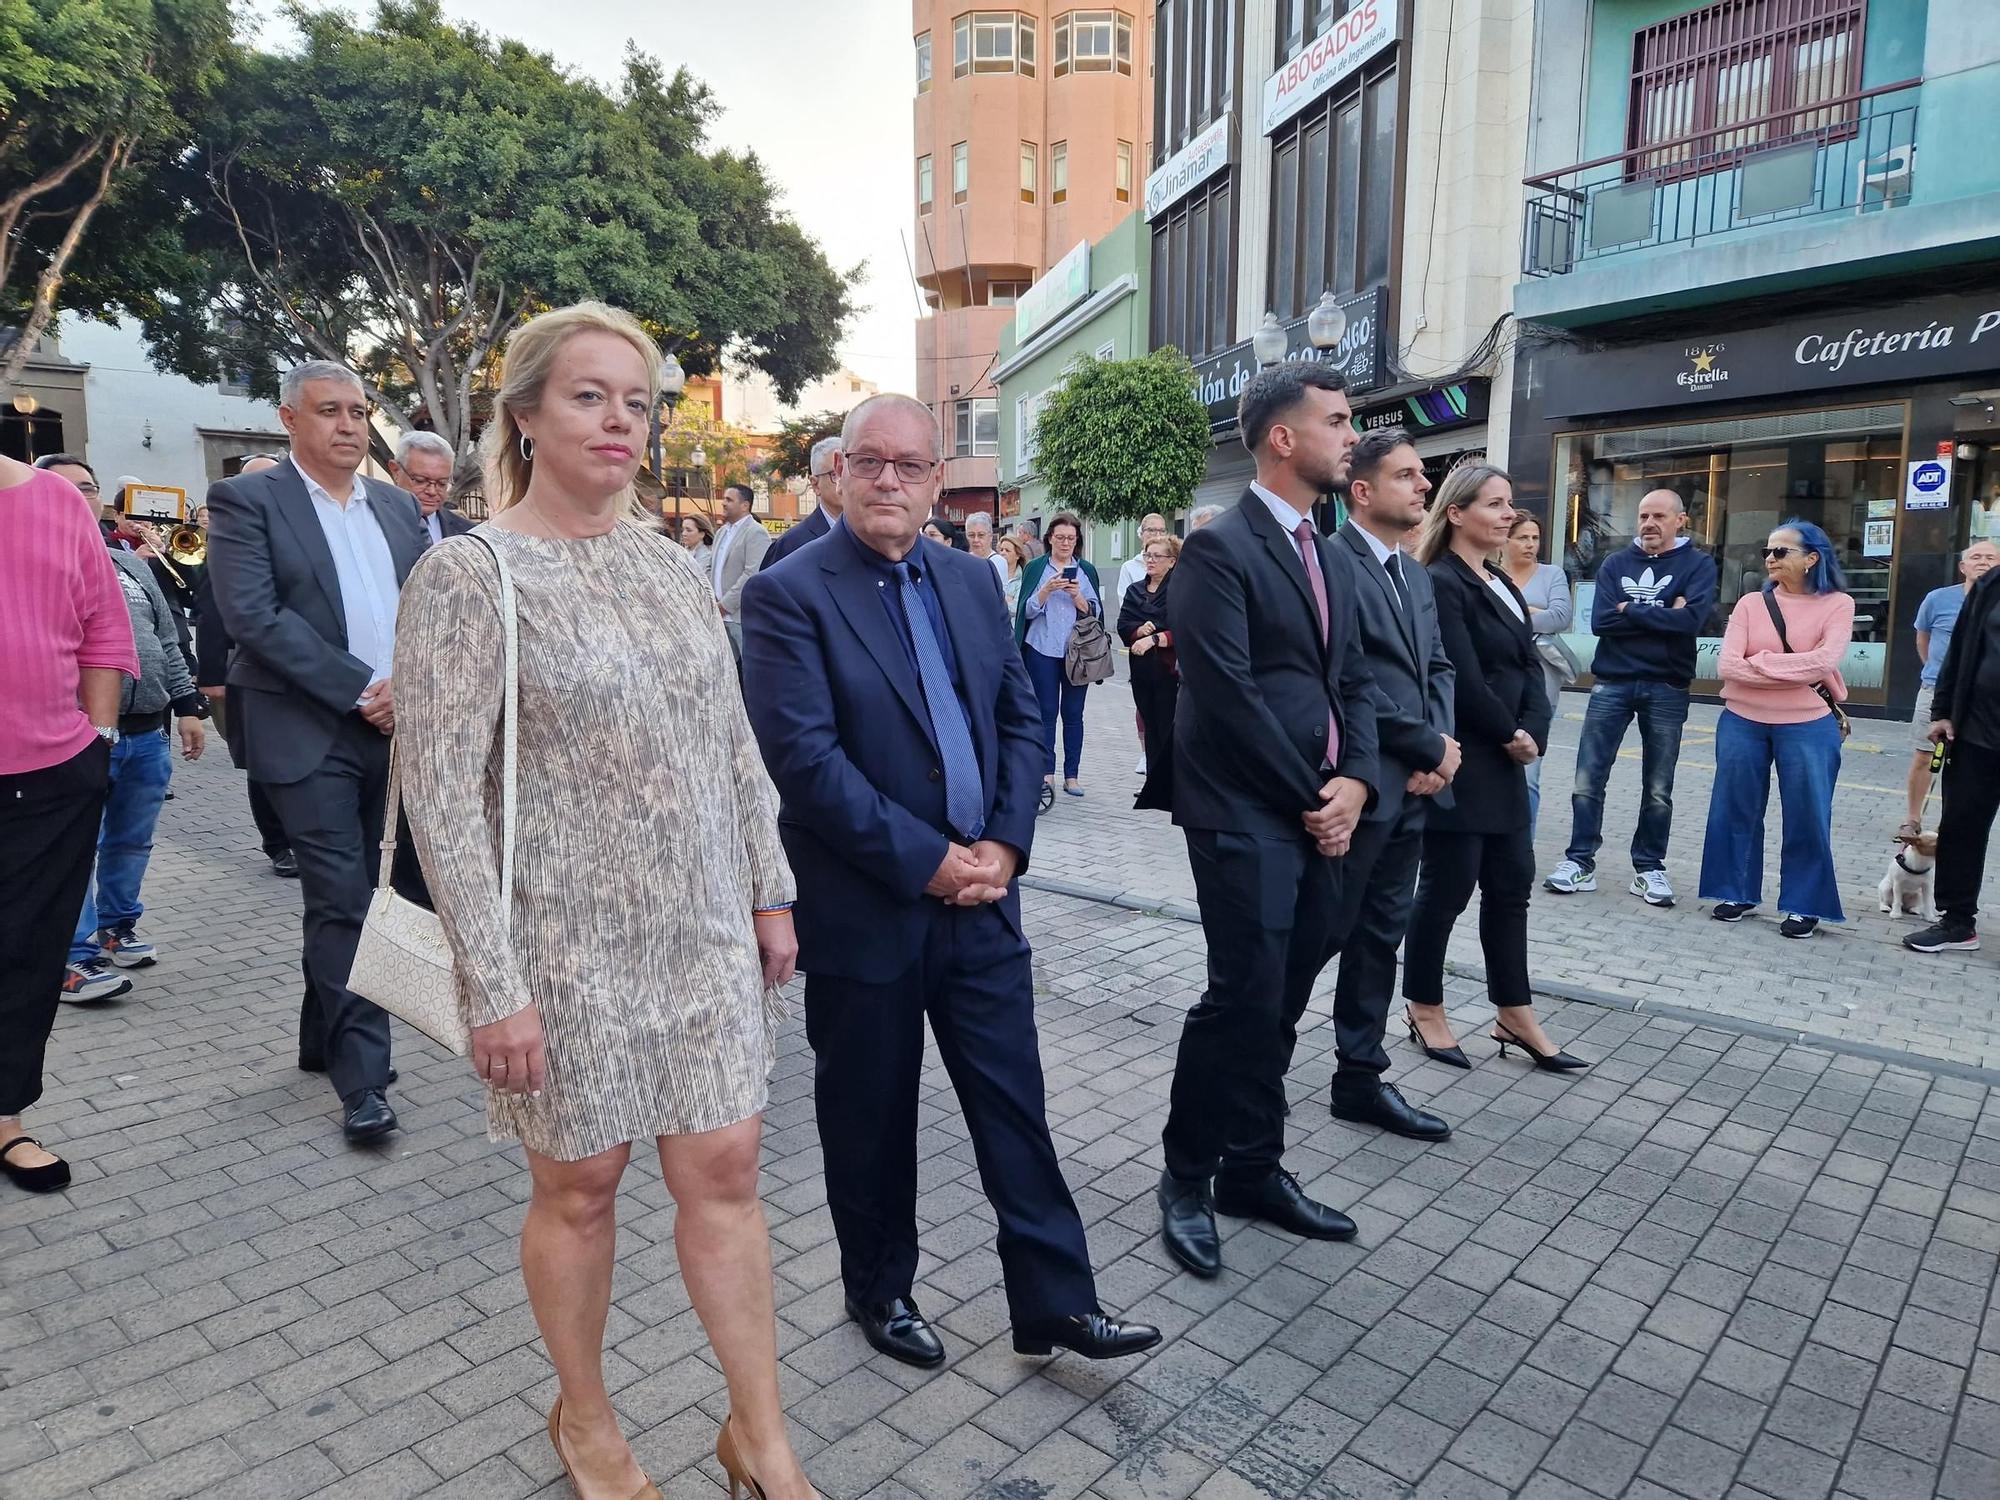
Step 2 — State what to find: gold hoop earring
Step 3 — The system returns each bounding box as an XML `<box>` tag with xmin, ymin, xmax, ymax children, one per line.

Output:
<box><xmin>518</xmin><ymin>433</ymin><xmax>534</xmax><ymax>463</ymax></box>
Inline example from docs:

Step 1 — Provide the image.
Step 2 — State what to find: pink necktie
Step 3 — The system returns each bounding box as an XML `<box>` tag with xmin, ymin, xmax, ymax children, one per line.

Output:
<box><xmin>1293</xmin><ymin>521</ymin><xmax>1340</xmax><ymax>771</ymax></box>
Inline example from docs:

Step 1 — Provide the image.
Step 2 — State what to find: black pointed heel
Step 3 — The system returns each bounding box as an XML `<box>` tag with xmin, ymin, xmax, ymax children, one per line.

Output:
<box><xmin>1402</xmin><ymin>1007</ymin><xmax>1470</xmax><ymax>1069</ymax></box>
<box><xmin>1493</xmin><ymin>1024</ymin><xmax>1590</xmax><ymax>1073</ymax></box>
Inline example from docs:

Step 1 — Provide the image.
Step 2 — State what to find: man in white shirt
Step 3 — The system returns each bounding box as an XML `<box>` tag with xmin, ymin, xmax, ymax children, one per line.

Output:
<box><xmin>711</xmin><ymin>483</ymin><xmax>771</xmax><ymax>660</ymax></box>
<box><xmin>205</xmin><ymin>361</ymin><xmax>430</xmax><ymax>1147</ymax></box>
<box><xmin>388</xmin><ymin>431</ymin><xmax>471</xmax><ymax>546</ymax></box>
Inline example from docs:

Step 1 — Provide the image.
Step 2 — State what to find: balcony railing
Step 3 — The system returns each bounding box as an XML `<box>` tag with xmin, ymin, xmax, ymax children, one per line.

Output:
<box><xmin>1522</xmin><ymin>80</ymin><xmax>1919</xmax><ymax>278</ymax></box>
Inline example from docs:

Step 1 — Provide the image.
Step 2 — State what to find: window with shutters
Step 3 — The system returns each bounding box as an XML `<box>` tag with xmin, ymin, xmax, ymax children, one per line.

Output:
<box><xmin>1629</xmin><ymin>0</ymin><xmax>1865</xmax><ymax>181</ymax></box>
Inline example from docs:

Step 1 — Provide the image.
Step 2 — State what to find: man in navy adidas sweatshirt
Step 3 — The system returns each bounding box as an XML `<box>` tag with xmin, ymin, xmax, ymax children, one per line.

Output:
<box><xmin>1544</xmin><ymin>490</ymin><xmax>1718</xmax><ymax>908</ymax></box>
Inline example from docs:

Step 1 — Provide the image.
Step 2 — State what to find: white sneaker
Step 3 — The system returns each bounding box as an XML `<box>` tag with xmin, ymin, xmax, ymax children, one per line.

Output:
<box><xmin>1544</xmin><ymin>859</ymin><xmax>1597</xmax><ymax>894</ymax></box>
<box><xmin>1134</xmin><ymin>754</ymin><xmax>1148</xmax><ymax>775</ymax></box>
<box><xmin>1630</xmin><ymin>870</ymin><xmax>1676</xmax><ymax>907</ymax></box>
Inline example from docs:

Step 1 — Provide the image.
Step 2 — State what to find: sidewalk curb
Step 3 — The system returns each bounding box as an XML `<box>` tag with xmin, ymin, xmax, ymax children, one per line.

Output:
<box><xmin>1020</xmin><ymin>873</ymin><xmax>2000</xmax><ymax>1089</ymax></box>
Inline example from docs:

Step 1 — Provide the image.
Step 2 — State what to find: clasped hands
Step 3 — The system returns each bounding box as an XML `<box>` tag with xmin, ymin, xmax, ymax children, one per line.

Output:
<box><xmin>926</xmin><ymin>839</ymin><xmax>1020</xmax><ymax>906</ymax></box>
<box><xmin>1405</xmin><ymin>735</ymin><xmax>1462</xmax><ymax>797</ymax></box>
<box><xmin>1302</xmin><ymin>775</ymin><xmax>1368</xmax><ymax>858</ymax></box>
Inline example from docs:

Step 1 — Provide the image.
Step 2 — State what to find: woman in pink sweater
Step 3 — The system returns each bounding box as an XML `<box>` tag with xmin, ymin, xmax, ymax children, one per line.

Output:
<box><xmin>0</xmin><ymin>455</ymin><xmax>139</xmax><ymax>1192</ymax></box>
<box><xmin>1698</xmin><ymin>520</ymin><xmax>1855</xmax><ymax>938</ymax></box>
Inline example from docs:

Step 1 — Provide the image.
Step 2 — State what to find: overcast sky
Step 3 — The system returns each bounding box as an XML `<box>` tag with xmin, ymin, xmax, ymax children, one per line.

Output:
<box><xmin>262</xmin><ymin>1</ymin><xmax>918</xmax><ymax>396</ymax></box>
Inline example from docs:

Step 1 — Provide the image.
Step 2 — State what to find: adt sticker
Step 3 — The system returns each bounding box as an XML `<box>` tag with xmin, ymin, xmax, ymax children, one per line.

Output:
<box><xmin>1905</xmin><ymin>458</ymin><xmax>1952</xmax><ymax>511</ymax></box>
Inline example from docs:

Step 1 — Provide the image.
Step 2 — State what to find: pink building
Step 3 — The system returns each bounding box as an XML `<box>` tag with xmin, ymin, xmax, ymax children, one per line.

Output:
<box><xmin>913</xmin><ymin>4</ymin><xmax>1155</xmax><ymax>518</ymax></box>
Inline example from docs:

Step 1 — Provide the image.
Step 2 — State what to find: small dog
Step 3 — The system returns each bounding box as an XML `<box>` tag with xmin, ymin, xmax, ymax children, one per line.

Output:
<box><xmin>1878</xmin><ymin>830</ymin><xmax>1939</xmax><ymax>918</ymax></box>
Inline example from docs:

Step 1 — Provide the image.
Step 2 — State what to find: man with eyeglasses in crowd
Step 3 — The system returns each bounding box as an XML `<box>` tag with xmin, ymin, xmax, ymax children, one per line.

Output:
<box><xmin>388</xmin><ymin>432</ymin><xmax>471</xmax><ymax>546</ymax></box>
<box><xmin>763</xmin><ymin>435</ymin><xmax>841</xmax><ymax>567</ymax></box>
<box><xmin>739</xmin><ymin>393</ymin><xmax>1159</xmax><ymax>1371</ymax></box>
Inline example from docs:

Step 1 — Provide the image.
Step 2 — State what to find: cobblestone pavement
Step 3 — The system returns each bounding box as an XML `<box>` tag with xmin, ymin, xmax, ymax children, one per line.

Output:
<box><xmin>3</xmin><ymin>742</ymin><xmax>1998</xmax><ymax>1499</ymax></box>
<box><xmin>1027</xmin><ymin>680</ymin><xmax>2000</xmax><ymax>1072</ymax></box>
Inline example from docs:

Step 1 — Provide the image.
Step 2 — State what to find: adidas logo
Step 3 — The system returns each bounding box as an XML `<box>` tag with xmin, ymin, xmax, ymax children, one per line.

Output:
<box><xmin>1620</xmin><ymin>566</ymin><xmax>1676</xmax><ymax>607</ymax></box>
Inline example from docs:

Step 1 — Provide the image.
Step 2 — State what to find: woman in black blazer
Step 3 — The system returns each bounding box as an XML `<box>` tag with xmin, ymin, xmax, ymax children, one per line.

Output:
<box><xmin>1405</xmin><ymin>465</ymin><xmax>1587</xmax><ymax>1072</ymax></box>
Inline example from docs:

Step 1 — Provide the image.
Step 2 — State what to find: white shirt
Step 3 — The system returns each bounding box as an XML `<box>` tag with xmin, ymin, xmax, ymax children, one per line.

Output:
<box><xmin>1116</xmin><ymin>553</ymin><xmax>1147</xmax><ymax>600</ymax></box>
<box><xmin>711</xmin><ymin>515</ymin><xmax>751</xmax><ymax>600</ymax></box>
<box><xmin>1486</xmin><ymin>574</ymin><xmax>1526</xmax><ymax>621</ymax></box>
<box><xmin>424</xmin><ymin>511</ymin><xmax>444</xmax><ymax>546</ymax></box>
<box><xmin>296</xmin><ymin>459</ymin><xmax>400</xmax><ymax>689</ymax></box>
<box><xmin>1249</xmin><ymin>481</ymin><xmax>1314</xmax><ymax>538</ymax></box>
<box><xmin>1350</xmin><ymin>521</ymin><xmax>1409</xmax><ymax>604</ymax></box>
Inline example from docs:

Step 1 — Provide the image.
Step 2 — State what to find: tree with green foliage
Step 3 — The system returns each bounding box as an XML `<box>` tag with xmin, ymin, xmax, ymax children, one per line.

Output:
<box><xmin>139</xmin><ymin>1</ymin><xmax>857</xmax><ymax>468</ymax></box>
<box><xmin>766</xmin><ymin>408</ymin><xmax>846</xmax><ymax>483</ymax></box>
<box><xmin>1031</xmin><ymin>350</ymin><xmax>1212</xmax><ymax>524</ymax></box>
<box><xmin>0</xmin><ymin>0</ymin><xmax>232</xmax><ymax>385</ymax></box>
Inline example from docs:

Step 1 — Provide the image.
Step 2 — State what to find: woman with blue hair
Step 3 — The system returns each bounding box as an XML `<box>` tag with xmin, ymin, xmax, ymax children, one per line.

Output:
<box><xmin>1699</xmin><ymin>519</ymin><xmax>1855</xmax><ymax>938</ymax></box>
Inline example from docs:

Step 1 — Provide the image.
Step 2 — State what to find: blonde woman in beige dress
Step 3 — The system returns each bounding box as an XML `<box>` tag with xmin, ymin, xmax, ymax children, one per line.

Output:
<box><xmin>394</xmin><ymin>303</ymin><xmax>817</xmax><ymax>1500</ymax></box>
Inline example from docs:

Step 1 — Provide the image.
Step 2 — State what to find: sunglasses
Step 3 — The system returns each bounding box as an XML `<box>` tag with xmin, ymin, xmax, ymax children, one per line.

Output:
<box><xmin>1764</xmin><ymin>546</ymin><xmax>1798</xmax><ymax>560</ymax></box>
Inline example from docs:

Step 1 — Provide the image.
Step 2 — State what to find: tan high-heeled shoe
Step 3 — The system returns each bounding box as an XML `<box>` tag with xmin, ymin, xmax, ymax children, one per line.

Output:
<box><xmin>547</xmin><ymin>1396</ymin><xmax>663</xmax><ymax>1500</ymax></box>
<box><xmin>716</xmin><ymin>1417</ymin><xmax>767</xmax><ymax>1500</ymax></box>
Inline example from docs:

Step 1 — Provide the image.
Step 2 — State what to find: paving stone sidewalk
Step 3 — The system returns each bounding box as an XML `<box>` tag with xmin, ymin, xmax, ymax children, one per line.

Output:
<box><xmin>1028</xmin><ymin>679</ymin><xmax>2000</xmax><ymax>1072</ymax></box>
<box><xmin>3</xmin><ymin>744</ymin><xmax>1998</xmax><ymax>1500</ymax></box>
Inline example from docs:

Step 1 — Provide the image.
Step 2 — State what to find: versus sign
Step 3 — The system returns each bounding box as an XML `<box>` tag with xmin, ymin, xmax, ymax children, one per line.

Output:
<box><xmin>1145</xmin><ymin>115</ymin><xmax>1231</xmax><ymax>221</ymax></box>
<box><xmin>1356</xmin><ymin>378</ymin><xmax>1491</xmax><ymax>437</ymax></box>
<box><xmin>1263</xmin><ymin>0</ymin><xmax>1397</xmax><ymax>134</ymax></box>
<box><xmin>1541</xmin><ymin>293</ymin><xmax>2000</xmax><ymax>416</ymax></box>
<box><xmin>1190</xmin><ymin>287</ymin><xmax>1386</xmax><ymax>430</ymax></box>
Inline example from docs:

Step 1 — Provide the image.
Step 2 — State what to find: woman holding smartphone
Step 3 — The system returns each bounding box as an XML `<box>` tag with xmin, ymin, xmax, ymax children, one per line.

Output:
<box><xmin>1118</xmin><ymin>533</ymin><xmax>1180</xmax><ymax>811</ymax></box>
<box><xmin>1014</xmin><ymin>513</ymin><xmax>1101</xmax><ymax>797</ymax></box>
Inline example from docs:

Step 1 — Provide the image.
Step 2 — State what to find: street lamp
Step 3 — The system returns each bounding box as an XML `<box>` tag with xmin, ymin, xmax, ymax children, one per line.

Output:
<box><xmin>652</xmin><ymin>353</ymin><xmax>686</xmax><ymax>503</ymax></box>
<box><xmin>1306</xmin><ymin>291</ymin><xmax>1347</xmax><ymax>352</ymax></box>
<box><xmin>9</xmin><ymin>391</ymin><xmax>38</xmax><ymax>415</ymax></box>
<box><xmin>1252</xmin><ymin>312</ymin><xmax>1289</xmax><ymax>367</ymax></box>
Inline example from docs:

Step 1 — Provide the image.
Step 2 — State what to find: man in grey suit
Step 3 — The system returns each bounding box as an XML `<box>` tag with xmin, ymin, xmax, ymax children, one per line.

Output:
<box><xmin>763</xmin><ymin>436</ymin><xmax>841</xmax><ymax>567</ymax></box>
<box><xmin>1322</xmin><ymin>429</ymin><xmax>1460</xmax><ymax>1140</ymax></box>
<box><xmin>388</xmin><ymin>431</ymin><xmax>473</xmax><ymax>546</ymax></box>
<box><xmin>205</xmin><ymin>360</ymin><xmax>428</xmax><ymax>1145</ymax></box>
<box><xmin>711</xmin><ymin>482</ymin><xmax>771</xmax><ymax>659</ymax></box>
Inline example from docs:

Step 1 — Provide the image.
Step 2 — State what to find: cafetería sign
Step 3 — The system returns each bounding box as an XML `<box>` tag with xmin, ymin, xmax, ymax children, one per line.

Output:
<box><xmin>1263</xmin><ymin>0</ymin><xmax>1397</xmax><ymax>134</ymax></box>
<box><xmin>1189</xmin><ymin>287</ymin><xmax>1386</xmax><ymax>431</ymax></box>
<box><xmin>1539</xmin><ymin>292</ymin><xmax>2000</xmax><ymax>417</ymax></box>
<box><xmin>1145</xmin><ymin>115</ymin><xmax>1231</xmax><ymax>221</ymax></box>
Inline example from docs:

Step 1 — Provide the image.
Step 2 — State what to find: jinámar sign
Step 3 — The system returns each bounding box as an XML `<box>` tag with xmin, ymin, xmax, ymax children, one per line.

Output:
<box><xmin>1263</xmin><ymin>0</ymin><xmax>1397</xmax><ymax>134</ymax></box>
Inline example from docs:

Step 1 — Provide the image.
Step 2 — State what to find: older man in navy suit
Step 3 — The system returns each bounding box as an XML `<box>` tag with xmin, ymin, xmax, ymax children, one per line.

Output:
<box><xmin>740</xmin><ymin>394</ymin><xmax>1158</xmax><ymax>1371</ymax></box>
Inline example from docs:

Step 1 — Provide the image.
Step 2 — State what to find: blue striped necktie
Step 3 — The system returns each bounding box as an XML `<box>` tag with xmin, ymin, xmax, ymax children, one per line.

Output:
<box><xmin>894</xmin><ymin>561</ymin><xmax>984</xmax><ymax>841</ymax></box>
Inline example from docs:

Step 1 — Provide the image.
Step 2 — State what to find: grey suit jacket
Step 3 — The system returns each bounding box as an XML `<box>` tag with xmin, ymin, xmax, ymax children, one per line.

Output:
<box><xmin>714</xmin><ymin>516</ymin><xmax>771</xmax><ymax>617</ymax></box>
<box><xmin>205</xmin><ymin>462</ymin><xmax>427</xmax><ymax>784</ymax></box>
<box><xmin>1333</xmin><ymin>521</ymin><xmax>1456</xmax><ymax>824</ymax></box>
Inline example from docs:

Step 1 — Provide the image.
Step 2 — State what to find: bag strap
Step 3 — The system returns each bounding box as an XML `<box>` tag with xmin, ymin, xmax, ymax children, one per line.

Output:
<box><xmin>1760</xmin><ymin>589</ymin><xmax>1793</xmax><ymax>651</ymax></box>
<box><xmin>379</xmin><ymin>531</ymin><xmax>518</xmax><ymax>934</ymax></box>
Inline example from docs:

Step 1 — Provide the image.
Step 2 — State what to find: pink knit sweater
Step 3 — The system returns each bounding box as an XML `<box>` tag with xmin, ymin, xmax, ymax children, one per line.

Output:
<box><xmin>0</xmin><ymin>469</ymin><xmax>140</xmax><ymax>775</ymax></box>
<box><xmin>1718</xmin><ymin>588</ymin><xmax>1855</xmax><ymax>725</ymax></box>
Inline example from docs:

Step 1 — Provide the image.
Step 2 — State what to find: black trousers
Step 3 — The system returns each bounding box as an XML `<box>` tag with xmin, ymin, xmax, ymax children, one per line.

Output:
<box><xmin>261</xmin><ymin>716</ymin><xmax>395</xmax><ymax>1103</ymax></box>
<box><xmin>1163</xmin><ymin>827</ymin><xmax>1341</xmax><ymax>1185</ymax></box>
<box><xmin>1323</xmin><ymin>805</ymin><xmax>1426</xmax><ymax>1079</ymax></box>
<box><xmin>0</xmin><ymin>740</ymin><xmax>110</xmax><ymax>1116</ymax></box>
<box><xmin>1936</xmin><ymin>737</ymin><xmax>2000</xmax><ymax>925</ymax></box>
<box><xmin>247</xmin><ymin>780</ymin><xmax>289</xmax><ymax>858</ymax></box>
<box><xmin>1404</xmin><ymin>826</ymin><xmax>1534</xmax><ymax>1011</ymax></box>
<box><xmin>803</xmin><ymin>900</ymin><xmax>1095</xmax><ymax>1324</ymax></box>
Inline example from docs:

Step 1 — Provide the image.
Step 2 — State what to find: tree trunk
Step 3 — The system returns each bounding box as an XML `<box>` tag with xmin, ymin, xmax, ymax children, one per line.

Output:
<box><xmin>0</xmin><ymin>137</ymin><xmax>124</xmax><ymax>388</ymax></box>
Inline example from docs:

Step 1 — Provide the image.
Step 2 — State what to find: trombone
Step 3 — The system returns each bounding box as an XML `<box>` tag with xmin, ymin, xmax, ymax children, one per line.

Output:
<box><xmin>125</xmin><ymin>520</ymin><xmax>207</xmax><ymax>590</ymax></box>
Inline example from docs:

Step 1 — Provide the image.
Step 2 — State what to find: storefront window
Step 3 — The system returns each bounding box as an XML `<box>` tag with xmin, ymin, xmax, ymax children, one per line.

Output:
<box><xmin>1553</xmin><ymin>402</ymin><xmax>1905</xmax><ymax>701</ymax></box>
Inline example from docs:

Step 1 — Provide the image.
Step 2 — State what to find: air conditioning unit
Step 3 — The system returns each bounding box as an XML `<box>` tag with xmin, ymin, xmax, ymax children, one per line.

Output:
<box><xmin>1856</xmin><ymin>144</ymin><xmax>1914</xmax><ymax>212</ymax></box>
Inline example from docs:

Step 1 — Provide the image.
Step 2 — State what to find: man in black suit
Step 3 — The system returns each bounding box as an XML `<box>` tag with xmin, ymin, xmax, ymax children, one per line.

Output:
<box><xmin>1323</xmin><ymin>430</ymin><xmax>1459</xmax><ymax>1137</ymax></box>
<box><xmin>388</xmin><ymin>431</ymin><xmax>473</xmax><ymax>546</ymax></box>
<box><xmin>205</xmin><ymin>362</ymin><xmax>428</xmax><ymax>1145</ymax></box>
<box><xmin>741</xmin><ymin>394</ymin><xmax>1158</xmax><ymax>1369</ymax></box>
<box><xmin>1158</xmin><ymin>365</ymin><xmax>1383</xmax><ymax>1279</ymax></box>
<box><xmin>762</xmin><ymin>435</ymin><xmax>840</xmax><ymax>567</ymax></box>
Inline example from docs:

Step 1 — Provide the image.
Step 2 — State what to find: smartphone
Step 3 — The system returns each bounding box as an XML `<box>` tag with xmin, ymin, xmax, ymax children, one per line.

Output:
<box><xmin>1060</xmin><ymin>564</ymin><xmax>1079</xmax><ymax>580</ymax></box>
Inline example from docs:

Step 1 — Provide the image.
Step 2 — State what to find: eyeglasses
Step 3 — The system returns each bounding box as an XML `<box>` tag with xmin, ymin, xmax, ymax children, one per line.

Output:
<box><xmin>846</xmin><ymin>454</ymin><xmax>937</xmax><ymax>483</ymax></box>
<box><xmin>74</xmin><ymin>481</ymin><xmax>101</xmax><ymax>497</ymax></box>
<box><xmin>1764</xmin><ymin>546</ymin><xmax>1797</xmax><ymax>560</ymax></box>
<box><xmin>404</xmin><ymin>476</ymin><xmax>449</xmax><ymax>494</ymax></box>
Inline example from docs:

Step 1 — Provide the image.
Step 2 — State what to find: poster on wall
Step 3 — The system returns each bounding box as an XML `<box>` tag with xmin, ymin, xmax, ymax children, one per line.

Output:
<box><xmin>1863</xmin><ymin>520</ymin><xmax>1894</xmax><ymax>557</ymax></box>
<box><xmin>1905</xmin><ymin>456</ymin><xmax>1953</xmax><ymax>510</ymax></box>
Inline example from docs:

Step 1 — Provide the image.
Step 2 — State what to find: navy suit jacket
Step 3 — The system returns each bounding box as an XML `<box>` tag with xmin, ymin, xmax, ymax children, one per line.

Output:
<box><xmin>762</xmin><ymin>505</ymin><xmax>830</xmax><ymax>567</ymax></box>
<box><xmin>740</xmin><ymin>521</ymin><xmax>1043</xmax><ymax>983</ymax></box>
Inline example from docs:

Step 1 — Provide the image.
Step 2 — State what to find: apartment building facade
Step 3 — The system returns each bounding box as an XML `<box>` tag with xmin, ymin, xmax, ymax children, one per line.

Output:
<box><xmin>1143</xmin><ymin>0</ymin><xmax>1532</xmax><ymax>516</ymax></box>
<box><xmin>1508</xmin><ymin>0</ymin><xmax>2000</xmax><ymax>715</ymax></box>
<box><xmin>912</xmin><ymin>1</ymin><xmax>1156</xmax><ymax>520</ymax></box>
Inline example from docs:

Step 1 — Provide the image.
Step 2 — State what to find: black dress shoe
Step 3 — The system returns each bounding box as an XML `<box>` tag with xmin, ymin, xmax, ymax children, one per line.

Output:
<box><xmin>846</xmin><ymin>1296</ymin><xmax>945</xmax><ymax>1369</ymax></box>
<box><xmin>270</xmin><ymin>850</ymin><xmax>299</xmax><ymax>878</ymax></box>
<box><xmin>1330</xmin><ymin>1080</ymin><xmax>1452</xmax><ymax>1142</ymax></box>
<box><xmin>342</xmin><ymin>1088</ymin><xmax>398</xmax><ymax>1144</ymax></box>
<box><xmin>1158</xmin><ymin>1171</ymin><xmax>1221</xmax><ymax>1278</ymax></box>
<box><xmin>302</xmin><ymin>1059</ymin><xmax>396</xmax><ymax>1085</ymax></box>
<box><xmin>1014</xmin><ymin>1312</ymin><xmax>1162</xmax><ymax>1359</ymax></box>
<box><xmin>1214</xmin><ymin>1169</ymin><xmax>1356</xmax><ymax>1241</ymax></box>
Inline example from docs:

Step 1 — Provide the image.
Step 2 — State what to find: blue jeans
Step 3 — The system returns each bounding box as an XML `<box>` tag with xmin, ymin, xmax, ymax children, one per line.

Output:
<box><xmin>1699</xmin><ymin>710</ymin><xmax>1845</xmax><ymax>921</ymax></box>
<box><xmin>1524</xmin><ymin>757</ymin><xmax>1542</xmax><ymax>836</ymax></box>
<box><xmin>70</xmin><ymin>729</ymin><xmax>173</xmax><ymax>961</ymax></box>
<box><xmin>1564</xmin><ymin>679</ymin><xmax>1690</xmax><ymax>874</ymax></box>
<box><xmin>1023</xmin><ymin>647</ymin><xmax>1088</xmax><ymax>779</ymax></box>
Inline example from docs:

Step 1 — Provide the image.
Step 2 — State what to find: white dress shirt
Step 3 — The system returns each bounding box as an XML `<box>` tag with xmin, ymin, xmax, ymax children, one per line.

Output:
<box><xmin>296</xmin><ymin>459</ymin><xmax>400</xmax><ymax>687</ymax></box>
<box><xmin>1249</xmin><ymin>480</ymin><xmax>1313</xmax><ymax>537</ymax></box>
<box><xmin>424</xmin><ymin>511</ymin><xmax>444</xmax><ymax>546</ymax></box>
<box><xmin>1350</xmin><ymin>520</ymin><xmax>1409</xmax><ymax>605</ymax></box>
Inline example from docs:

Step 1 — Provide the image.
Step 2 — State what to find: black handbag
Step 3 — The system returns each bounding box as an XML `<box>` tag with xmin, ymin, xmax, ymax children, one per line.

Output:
<box><xmin>1761</xmin><ymin>591</ymin><xmax>1850</xmax><ymax>741</ymax></box>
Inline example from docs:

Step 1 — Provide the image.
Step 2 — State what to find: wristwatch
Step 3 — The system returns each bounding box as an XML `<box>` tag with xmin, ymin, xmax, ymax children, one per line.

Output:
<box><xmin>93</xmin><ymin>724</ymin><xmax>121</xmax><ymax>746</ymax></box>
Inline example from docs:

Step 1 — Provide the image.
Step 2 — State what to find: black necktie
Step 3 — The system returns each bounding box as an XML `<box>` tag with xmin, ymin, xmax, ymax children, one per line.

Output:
<box><xmin>1383</xmin><ymin>550</ymin><xmax>1413</xmax><ymax>620</ymax></box>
